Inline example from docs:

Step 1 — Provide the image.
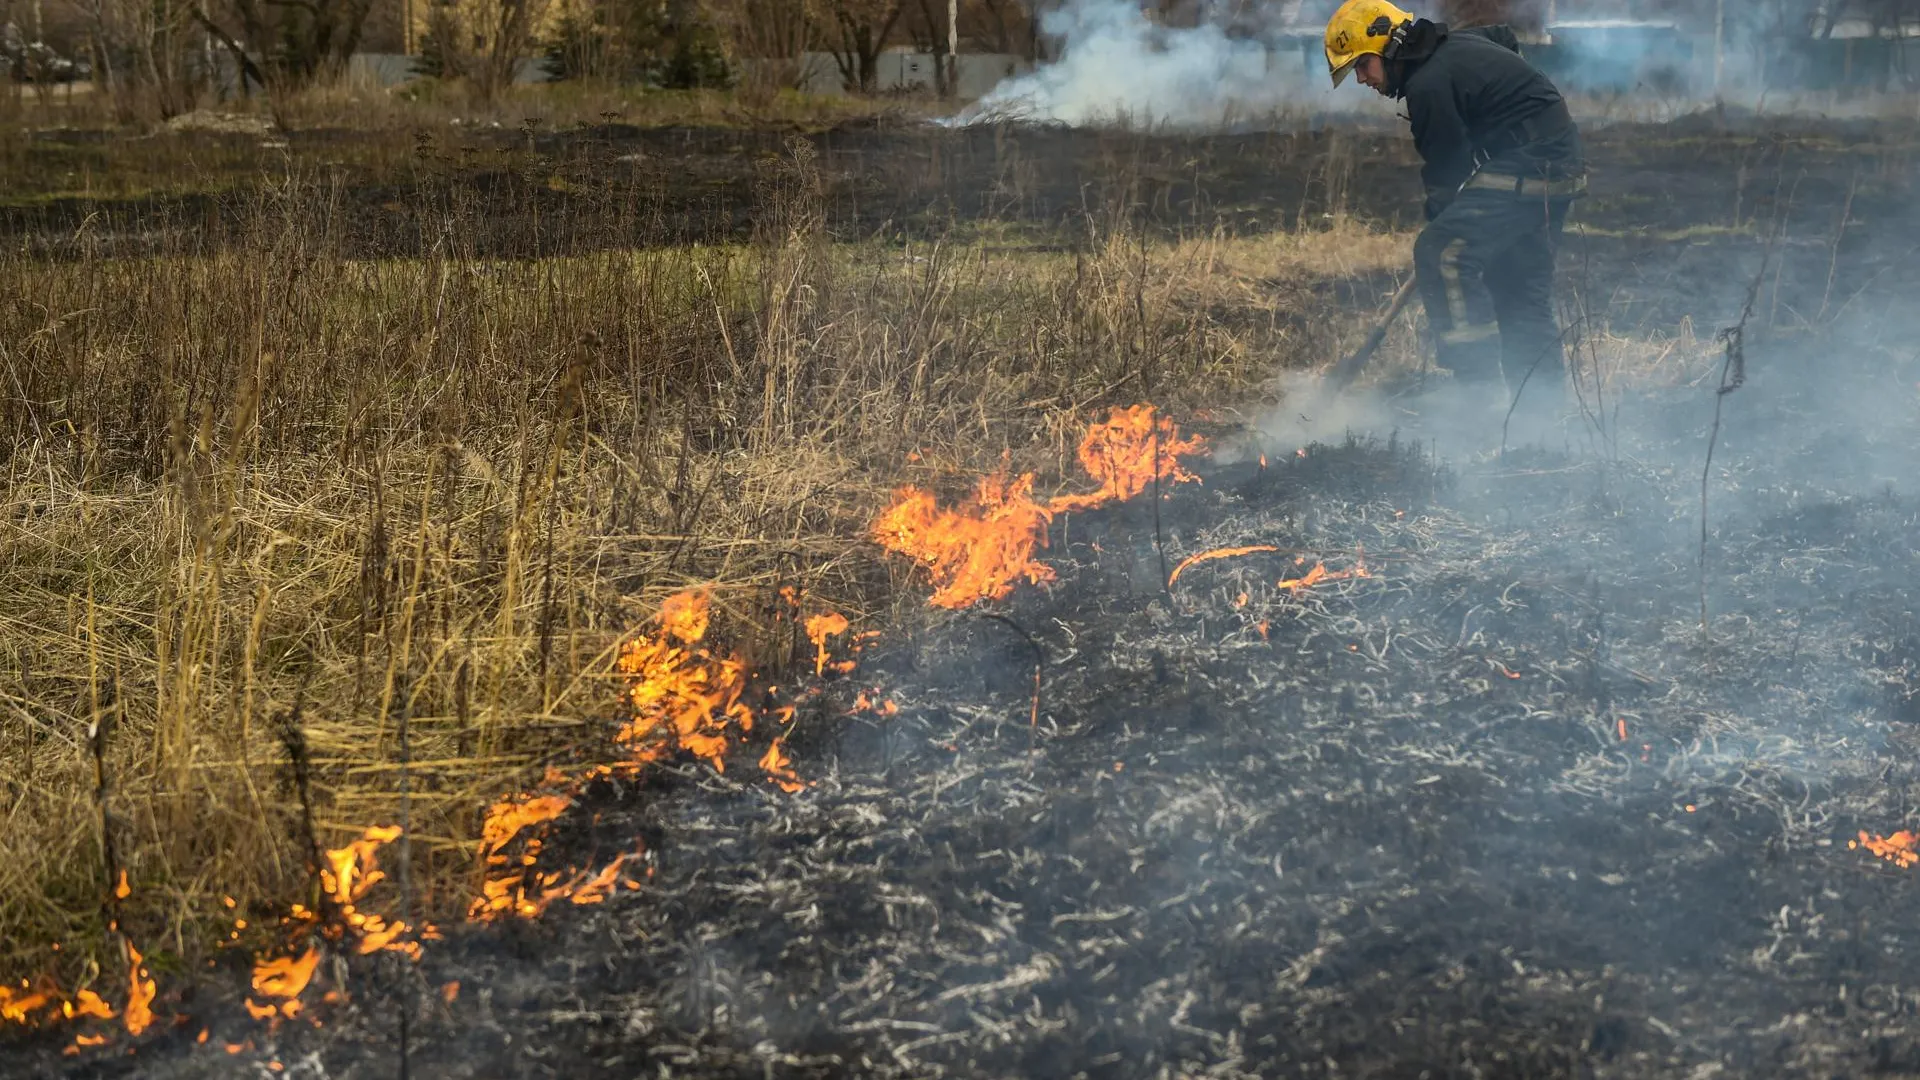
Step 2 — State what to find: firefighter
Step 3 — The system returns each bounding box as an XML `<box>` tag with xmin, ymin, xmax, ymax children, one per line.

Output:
<box><xmin>1324</xmin><ymin>0</ymin><xmax>1586</xmax><ymax>421</ymax></box>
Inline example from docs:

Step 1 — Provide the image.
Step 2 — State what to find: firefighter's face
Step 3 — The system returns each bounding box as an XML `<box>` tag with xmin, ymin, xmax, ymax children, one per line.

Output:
<box><xmin>1355</xmin><ymin>55</ymin><xmax>1388</xmax><ymax>94</ymax></box>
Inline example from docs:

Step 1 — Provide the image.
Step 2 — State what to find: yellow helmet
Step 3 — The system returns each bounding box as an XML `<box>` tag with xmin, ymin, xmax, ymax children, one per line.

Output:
<box><xmin>1324</xmin><ymin>0</ymin><xmax>1416</xmax><ymax>87</ymax></box>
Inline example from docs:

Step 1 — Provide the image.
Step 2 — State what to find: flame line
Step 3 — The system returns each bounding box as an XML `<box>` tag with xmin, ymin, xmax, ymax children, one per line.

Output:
<box><xmin>1852</xmin><ymin>830</ymin><xmax>1919</xmax><ymax>868</ymax></box>
<box><xmin>874</xmin><ymin>406</ymin><xmax>1206</xmax><ymax>610</ymax></box>
<box><xmin>1166</xmin><ymin>545</ymin><xmax>1281</xmax><ymax>588</ymax></box>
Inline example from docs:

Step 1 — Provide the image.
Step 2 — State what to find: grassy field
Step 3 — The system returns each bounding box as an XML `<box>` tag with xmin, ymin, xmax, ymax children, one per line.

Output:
<box><xmin>9</xmin><ymin>62</ymin><xmax>1920</xmax><ymax>1075</ymax></box>
<box><xmin>0</xmin><ymin>102</ymin><xmax>1424</xmax><ymax>1002</ymax></box>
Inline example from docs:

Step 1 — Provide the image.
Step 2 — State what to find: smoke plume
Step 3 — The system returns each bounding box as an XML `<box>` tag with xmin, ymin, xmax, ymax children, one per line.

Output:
<box><xmin>956</xmin><ymin>0</ymin><xmax>1916</xmax><ymax>128</ymax></box>
<box><xmin>954</xmin><ymin>0</ymin><xmax>1346</xmax><ymax>127</ymax></box>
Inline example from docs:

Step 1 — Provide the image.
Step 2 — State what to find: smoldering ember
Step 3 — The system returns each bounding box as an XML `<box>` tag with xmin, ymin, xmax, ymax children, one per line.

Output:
<box><xmin>4</xmin><ymin>5</ymin><xmax>1920</xmax><ymax>1080</ymax></box>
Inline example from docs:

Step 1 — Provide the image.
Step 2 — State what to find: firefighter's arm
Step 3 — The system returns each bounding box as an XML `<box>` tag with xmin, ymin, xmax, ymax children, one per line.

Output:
<box><xmin>1407</xmin><ymin>80</ymin><xmax>1476</xmax><ymax>220</ymax></box>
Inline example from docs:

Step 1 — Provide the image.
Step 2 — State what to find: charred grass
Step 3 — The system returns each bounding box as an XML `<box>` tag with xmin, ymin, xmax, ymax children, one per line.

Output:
<box><xmin>0</xmin><ymin>134</ymin><xmax>1415</xmax><ymax>1012</ymax></box>
<box><xmin>3</xmin><ymin>103</ymin><xmax>1918</xmax><ymax>1076</ymax></box>
<box><xmin>55</xmin><ymin>421</ymin><xmax>1920</xmax><ymax>1078</ymax></box>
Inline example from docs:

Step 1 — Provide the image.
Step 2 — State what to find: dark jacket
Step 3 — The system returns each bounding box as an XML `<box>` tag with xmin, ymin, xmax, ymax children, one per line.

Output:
<box><xmin>1388</xmin><ymin>20</ymin><xmax>1583</xmax><ymax>218</ymax></box>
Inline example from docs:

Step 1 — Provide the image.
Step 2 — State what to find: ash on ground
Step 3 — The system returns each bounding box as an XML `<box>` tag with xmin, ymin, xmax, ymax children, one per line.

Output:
<box><xmin>49</xmin><ymin>326</ymin><xmax>1920</xmax><ymax>1080</ymax></box>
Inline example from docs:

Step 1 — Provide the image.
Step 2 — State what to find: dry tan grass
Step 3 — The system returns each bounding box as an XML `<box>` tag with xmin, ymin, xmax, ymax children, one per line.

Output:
<box><xmin>1575</xmin><ymin>316</ymin><xmax>1722</xmax><ymax>391</ymax></box>
<box><xmin>0</xmin><ymin>119</ymin><xmax>1735</xmax><ymax>1011</ymax></box>
<box><xmin>0</xmin><ymin>139</ymin><xmax>1436</xmax><ymax>996</ymax></box>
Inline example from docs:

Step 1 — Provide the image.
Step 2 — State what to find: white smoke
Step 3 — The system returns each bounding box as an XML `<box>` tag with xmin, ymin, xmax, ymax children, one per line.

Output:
<box><xmin>952</xmin><ymin>1</ymin><xmax>1918</xmax><ymax>129</ymax></box>
<box><xmin>1253</xmin><ymin>372</ymin><xmax>1401</xmax><ymax>455</ymax></box>
<box><xmin>951</xmin><ymin>0</ymin><xmax>1350</xmax><ymax>128</ymax></box>
<box><xmin>1248</xmin><ymin>369</ymin><xmax>1580</xmax><ymax>466</ymax></box>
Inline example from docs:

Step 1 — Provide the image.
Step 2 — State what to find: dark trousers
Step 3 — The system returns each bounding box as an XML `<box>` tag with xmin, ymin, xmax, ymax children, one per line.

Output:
<box><xmin>1412</xmin><ymin>187</ymin><xmax>1572</xmax><ymax>397</ymax></box>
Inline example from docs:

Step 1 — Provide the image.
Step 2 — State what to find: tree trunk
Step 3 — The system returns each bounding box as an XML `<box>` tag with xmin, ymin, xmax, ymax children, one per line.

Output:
<box><xmin>191</xmin><ymin>5</ymin><xmax>266</xmax><ymax>94</ymax></box>
<box><xmin>856</xmin><ymin>25</ymin><xmax>875</xmax><ymax>91</ymax></box>
<box><xmin>914</xmin><ymin>0</ymin><xmax>948</xmax><ymax>94</ymax></box>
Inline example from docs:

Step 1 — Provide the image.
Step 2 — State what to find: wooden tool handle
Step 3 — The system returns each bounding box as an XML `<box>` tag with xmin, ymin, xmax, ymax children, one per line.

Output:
<box><xmin>1326</xmin><ymin>275</ymin><xmax>1418</xmax><ymax>391</ymax></box>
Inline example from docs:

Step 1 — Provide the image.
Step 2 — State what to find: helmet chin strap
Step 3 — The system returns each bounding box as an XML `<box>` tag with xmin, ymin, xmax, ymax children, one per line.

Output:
<box><xmin>1369</xmin><ymin>15</ymin><xmax>1411</xmax><ymax>61</ymax></box>
<box><xmin>1365</xmin><ymin>15</ymin><xmax>1413</xmax><ymax>95</ymax></box>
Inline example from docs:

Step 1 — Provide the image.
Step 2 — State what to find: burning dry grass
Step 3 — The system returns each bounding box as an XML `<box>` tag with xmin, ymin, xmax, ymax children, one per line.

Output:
<box><xmin>872</xmin><ymin>405</ymin><xmax>1207</xmax><ymax>608</ymax></box>
<box><xmin>0</xmin><ymin>104</ymin><xmax>1906</xmax><ymax>1071</ymax></box>
<box><xmin>0</xmin><ymin>140</ymin><xmax>1412</xmax><ymax>1045</ymax></box>
<box><xmin>0</xmin><ymin>120</ymin><xmax>1777</xmax><ymax>1058</ymax></box>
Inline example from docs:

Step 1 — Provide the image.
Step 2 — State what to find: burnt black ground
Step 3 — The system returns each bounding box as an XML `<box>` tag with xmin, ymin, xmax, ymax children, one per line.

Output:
<box><xmin>31</xmin><ymin>323</ymin><xmax>1920</xmax><ymax>1079</ymax></box>
<box><xmin>14</xmin><ymin>114</ymin><xmax>1920</xmax><ymax>1079</ymax></box>
<box><xmin>6</xmin><ymin>111</ymin><xmax>1918</xmax><ymax>270</ymax></box>
<box><xmin>9</xmin><ymin>114</ymin><xmax>1916</xmax><ymax>395</ymax></box>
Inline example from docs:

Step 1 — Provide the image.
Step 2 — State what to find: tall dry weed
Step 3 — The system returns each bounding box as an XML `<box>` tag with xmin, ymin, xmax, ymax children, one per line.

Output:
<box><xmin>0</xmin><ymin>132</ymin><xmax>1393</xmax><ymax>993</ymax></box>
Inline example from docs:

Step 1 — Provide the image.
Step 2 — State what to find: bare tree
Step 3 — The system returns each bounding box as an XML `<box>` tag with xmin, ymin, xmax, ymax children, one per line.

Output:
<box><xmin>76</xmin><ymin>0</ymin><xmax>204</xmax><ymax>118</ymax></box>
<box><xmin>973</xmin><ymin>0</ymin><xmax>1023</xmax><ymax>54</ymax></box>
<box><xmin>478</xmin><ymin>0</ymin><xmax>548</xmax><ymax>93</ymax></box>
<box><xmin>422</xmin><ymin>0</ymin><xmax>555</xmax><ymax>97</ymax></box>
<box><xmin>710</xmin><ymin>0</ymin><xmax>814</xmax><ymax>91</ymax></box>
<box><xmin>904</xmin><ymin>0</ymin><xmax>950</xmax><ymax>92</ymax></box>
<box><xmin>207</xmin><ymin>0</ymin><xmax>374</xmax><ymax>85</ymax></box>
<box><xmin>810</xmin><ymin>0</ymin><xmax>903</xmax><ymax>92</ymax></box>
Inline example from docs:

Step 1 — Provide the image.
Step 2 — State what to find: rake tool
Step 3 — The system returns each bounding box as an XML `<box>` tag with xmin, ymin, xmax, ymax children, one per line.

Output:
<box><xmin>1325</xmin><ymin>275</ymin><xmax>1418</xmax><ymax>392</ymax></box>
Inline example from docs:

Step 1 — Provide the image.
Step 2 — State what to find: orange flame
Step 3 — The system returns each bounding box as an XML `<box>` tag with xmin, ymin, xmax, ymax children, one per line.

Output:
<box><xmin>805</xmin><ymin>612</ymin><xmax>851</xmax><ymax>676</ymax></box>
<box><xmin>852</xmin><ymin>691</ymin><xmax>899</xmax><ymax>716</ymax></box>
<box><xmin>479</xmin><ymin>794</ymin><xmax>573</xmax><ymax>861</ymax></box>
<box><xmin>246</xmin><ymin>948</ymin><xmax>320</xmax><ymax>1020</ymax></box>
<box><xmin>472</xmin><ymin>872</ymin><xmax>559</xmax><ymax>922</ymax></box>
<box><xmin>615</xmin><ymin>588</ymin><xmax>752</xmax><ymax>768</ymax></box>
<box><xmin>472</xmin><ymin>848</ymin><xmax>645</xmax><ymax>920</ymax></box>
<box><xmin>1049</xmin><ymin>405</ymin><xmax>1207</xmax><ymax>513</ymax></box>
<box><xmin>120</xmin><ymin>941</ymin><xmax>153</xmax><ymax>1036</ymax></box>
<box><xmin>565</xmin><ymin>852</ymin><xmax>645</xmax><ymax>907</ymax></box>
<box><xmin>759</xmin><ymin>738</ymin><xmax>806</xmax><ymax>793</ymax></box>
<box><xmin>64</xmin><ymin>990</ymin><xmax>113</xmax><ymax>1021</ymax></box>
<box><xmin>64</xmin><ymin>1033</ymin><xmax>107</xmax><ymax>1055</ymax></box>
<box><xmin>350</xmin><ymin>913</ymin><xmax>410</xmax><ymax>956</ymax></box>
<box><xmin>325</xmin><ymin>830</ymin><xmax>400</xmax><ymax>911</ymax></box>
<box><xmin>874</xmin><ymin>407</ymin><xmax>1207</xmax><ymax>609</ymax></box>
<box><xmin>470</xmin><ymin>589</ymin><xmax>831</xmax><ymax>922</ymax></box>
<box><xmin>1166</xmin><ymin>545</ymin><xmax>1280</xmax><ymax>588</ymax></box>
<box><xmin>656</xmin><ymin>588</ymin><xmax>709</xmax><ymax>642</ymax></box>
<box><xmin>1279</xmin><ymin>550</ymin><xmax>1372</xmax><ymax>593</ymax></box>
<box><xmin>154</xmin><ymin>587</ymin><xmax>845</xmax><ymax>1027</ymax></box>
<box><xmin>469</xmin><ymin>793</ymin><xmax>575</xmax><ymax>922</ymax></box>
<box><xmin>250</xmin><ymin>823</ymin><xmax>425</xmax><ymax>974</ymax></box>
<box><xmin>1851</xmin><ymin>830</ymin><xmax>1919</xmax><ymax>868</ymax></box>
<box><xmin>872</xmin><ymin>471</ymin><xmax>1057</xmax><ymax>610</ymax></box>
<box><xmin>323</xmin><ymin>825</ymin><xmax>401</xmax><ymax>910</ymax></box>
<box><xmin>1</xmin><ymin>986</ymin><xmax>55</xmax><ymax>1024</ymax></box>
<box><xmin>2</xmin><ymin>935</ymin><xmax>158</xmax><ymax>1047</ymax></box>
